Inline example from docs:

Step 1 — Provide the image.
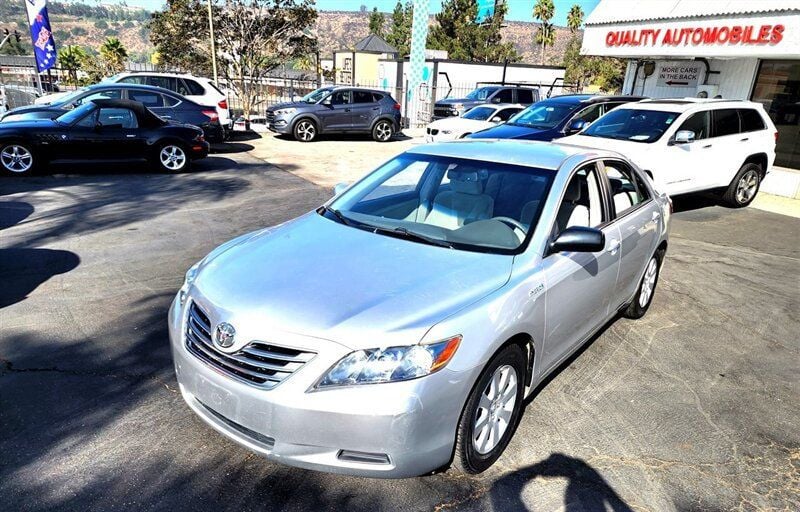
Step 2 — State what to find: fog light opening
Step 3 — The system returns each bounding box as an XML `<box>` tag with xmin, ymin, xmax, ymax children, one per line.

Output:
<box><xmin>337</xmin><ymin>450</ymin><xmax>391</xmax><ymax>465</ymax></box>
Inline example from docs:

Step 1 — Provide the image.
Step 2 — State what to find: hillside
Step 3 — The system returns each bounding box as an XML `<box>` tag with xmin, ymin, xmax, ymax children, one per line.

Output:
<box><xmin>0</xmin><ymin>4</ymin><xmax>575</xmax><ymax>67</ymax></box>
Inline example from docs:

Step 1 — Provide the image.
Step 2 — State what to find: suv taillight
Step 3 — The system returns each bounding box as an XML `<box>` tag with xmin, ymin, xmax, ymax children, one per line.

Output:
<box><xmin>775</xmin><ymin>131</ymin><xmax>779</xmax><ymax>143</ymax></box>
<box><xmin>218</xmin><ymin>99</ymin><xmax>228</xmax><ymax>110</ymax></box>
<box><xmin>202</xmin><ymin>110</ymin><xmax>219</xmax><ymax>121</ymax></box>
<box><xmin>393</xmin><ymin>103</ymin><xmax>401</xmax><ymax>110</ymax></box>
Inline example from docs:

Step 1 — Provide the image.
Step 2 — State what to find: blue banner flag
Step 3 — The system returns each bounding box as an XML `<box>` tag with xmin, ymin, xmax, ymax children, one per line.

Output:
<box><xmin>24</xmin><ymin>0</ymin><xmax>57</xmax><ymax>73</ymax></box>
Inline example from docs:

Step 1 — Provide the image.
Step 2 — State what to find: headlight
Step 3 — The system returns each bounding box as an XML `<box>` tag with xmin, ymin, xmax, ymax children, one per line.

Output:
<box><xmin>275</xmin><ymin>108</ymin><xmax>296</xmax><ymax>116</ymax></box>
<box><xmin>452</xmin><ymin>103</ymin><xmax>463</xmax><ymax>112</ymax></box>
<box><xmin>315</xmin><ymin>335</ymin><xmax>461</xmax><ymax>388</ymax></box>
<box><xmin>178</xmin><ymin>261</ymin><xmax>200</xmax><ymax>305</ymax></box>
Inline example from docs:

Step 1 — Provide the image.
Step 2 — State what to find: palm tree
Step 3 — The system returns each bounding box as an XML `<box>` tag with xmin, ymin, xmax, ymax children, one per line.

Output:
<box><xmin>567</xmin><ymin>4</ymin><xmax>584</xmax><ymax>33</ymax></box>
<box><xmin>58</xmin><ymin>45</ymin><xmax>86</xmax><ymax>85</ymax></box>
<box><xmin>533</xmin><ymin>0</ymin><xmax>555</xmax><ymax>65</ymax></box>
<box><xmin>294</xmin><ymin>55</ymin><xmax>314</xmax><ymax>72</ymax></box>
<box><xmin>100</xmin><ymin>37</ymin><xmax>128</xmax><ymax>73</ymax></box>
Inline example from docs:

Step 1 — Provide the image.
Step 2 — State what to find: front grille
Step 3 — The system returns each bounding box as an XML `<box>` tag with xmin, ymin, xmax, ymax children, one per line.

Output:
<box><xmin>197</xmin><ymin>399</ymin><xmax>276</xmax><ymax>449</ymax></box>
<box><xmin>429</xmin><ymin>128</ymin><xmax>439</xmax><ymax>135</ymax></box>
<box><xmin>186</xmin><ymin>302</ymin><xmax>316</xmax><ymax>389</ymax></box>
<box><xmin>433</xmin><ymin>106</ymin><xmax>457</xmax><ymax>118</ymax></box>
<box><xmin>266</xmin><ymin>111</ymin><xmax>275</xmax><ymax>123</ymax></box>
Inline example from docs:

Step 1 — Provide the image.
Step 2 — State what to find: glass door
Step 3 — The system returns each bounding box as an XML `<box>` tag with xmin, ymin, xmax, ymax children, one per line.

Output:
<box><xmin>751</xmin><ymin>60</ymin><xmax>800</xmax><ymax>169</ymax></box>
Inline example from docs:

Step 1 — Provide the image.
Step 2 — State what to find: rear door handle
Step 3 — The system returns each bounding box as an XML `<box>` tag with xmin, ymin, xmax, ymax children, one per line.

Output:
<box><xmin>652</xmin><ymin>211</ymin><xmax>661</xmax><ymax>221</ymax></box>
<box><xmin>371</xmin><ymin>107</ymin><xmax>380</xmax><ymax>111</ymax></box>
<box><xmin>740</xmin><ymin>137</ymin><xmax>749</xmax><ymax>142</ymax></box>
<box><xmin>702</xmin><ymin>144</ymin><xmax>713</xmax><ymax>148</ymax></box>
<box><xmin>607</xmin><ymin>239</ymin><xmax>620</xmax><ymax>254</ymax></box>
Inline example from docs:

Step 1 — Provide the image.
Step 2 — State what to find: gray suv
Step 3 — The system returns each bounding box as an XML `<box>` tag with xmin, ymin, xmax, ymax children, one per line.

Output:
<box><xmin>433</xmin><ymin>85</ymin><xmax>540</xmax><ymax>120</ymax></box>
<box><xmin>266</xmin><ymin>86</ymin><xmax>402</xmax><ymax>142</ymax></box>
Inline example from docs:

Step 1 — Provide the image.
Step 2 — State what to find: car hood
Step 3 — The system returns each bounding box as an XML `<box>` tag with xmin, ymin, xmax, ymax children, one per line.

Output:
<box><xmin>559</xmin><ymin>134</ymin><xmax>651</xmax><ymax>160</ymax></box>
<box><xmin>436</xmin><ymin>98</ymin><xmax>476</xmax><ymax>106</ymax></box>
<box><xmin>0</xmin><ymin>118</ymin><xmax>59</xmax><ymax>130</ymax></box>
<box><xmin>468</xmin><ymin>123</ymin><xmax>555</xmax><ymax>140</ymax></box>
<box><xmin>192</xmin><ymin>213</ymin><xmax>513</xmax><ymax>350</ymax></box>
<box><xmin>267</xmin><ymin>101</ymin><xmax>309</xmax><ymax>112</ymax></box>
<box><xmin>3</xmin><ymin>104</ymin><xmax>59</xmax><ymax>117</ymax></box>
<box><xmin>34</xmin><ymin>91</ymin><xmax>70</xmax><ymax>105</ymax></box>
<box><xmin>428</xmin><ymin>118</ymin><xmax>492</xmax><ymax>131</ymax></box>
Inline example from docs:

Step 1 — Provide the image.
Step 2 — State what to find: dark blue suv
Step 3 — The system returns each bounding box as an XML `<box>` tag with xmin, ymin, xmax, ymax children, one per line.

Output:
<box><xmin>468</xmin><ymin>94</ymin><xmax>645</xmax><ymax>142</ymax></box>
<box><xmin>266</xmin><ymin>86</ymin><xmax>402</xmax><ymax>142</ymax></box>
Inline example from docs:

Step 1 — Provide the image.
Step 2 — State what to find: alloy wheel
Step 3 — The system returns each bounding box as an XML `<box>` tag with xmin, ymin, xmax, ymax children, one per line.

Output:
<box><xmin>296</xmin><ymin>121</ymin><xmax>315</xmax><ymax>141</ymax></box>
<box><xmin>736</xmin><ymin>169</ymin><xmax>759</xmax><ymax>204</ymax></box>
<box><xmin>1</xmin><ymin>145</ymin><xmax>33</xmax><ymax>173</ymax></box>
<box><xmin>472</xmin><ymin>364</ymin><xmax>517</xmax><ymax>455</ymax></box>
<box><xmin>159</xmin><ymin>145</ymin><xmax>187</xmax><ymax>171</ymax></box>
<box><xmin>375</xmin><ymin>121</ymin><xmax>392</xmax><ymax>141</ymax></box>
<box><xmin>638</xmin><ymin>257</ymin><xmax>658</xmax><ymax>308</ymax></box>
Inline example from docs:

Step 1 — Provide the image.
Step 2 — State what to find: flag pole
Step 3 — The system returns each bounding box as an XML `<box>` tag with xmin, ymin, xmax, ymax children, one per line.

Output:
<box><xmin>207</xmin><ymin>0</ymin><xmax>218</xmax><ymax>85</ymax></box>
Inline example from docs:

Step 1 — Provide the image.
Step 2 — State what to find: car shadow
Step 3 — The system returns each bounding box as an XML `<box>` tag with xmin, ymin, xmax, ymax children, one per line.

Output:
<box><xmin>0</xmin><ymin>247</ymin><xmax>80</xmax><ymax>308</ymax></box>
<box><xmin>271</xmin><ymin>132</ymin><xmax>410</xmax><ymax>143</ymax></box>
<box><xmin>210</xmin><ymin>142</ymin><xmax>255</xmax><ymax>154</ymax></box>
<box><xmin>226</xmin><ymin>131</ymin><xmax>263</xmax><ymax>142</ymax></box>
<box><xmin>489</xmin><ymin>453</ymin><xmax>634</xmax><ymax>512</ymax></box>
<box><xmin>671</xmin><ymin>193</ymin><xmax>725</xmax><ymax>213</ymax></box>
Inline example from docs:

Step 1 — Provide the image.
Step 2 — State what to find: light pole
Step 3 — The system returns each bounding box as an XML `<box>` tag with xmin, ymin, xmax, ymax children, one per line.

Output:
<box><xmin>207</xmin><ymin>0</ymin><xmax>219</xmax><ymax>84</ymax></box>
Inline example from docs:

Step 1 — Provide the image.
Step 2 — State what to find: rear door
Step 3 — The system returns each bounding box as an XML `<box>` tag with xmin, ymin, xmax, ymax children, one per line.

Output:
<box><xmin>707</xmin><ymin>108</ymin><xmax>745</xmax><ymax>189</ymax></box>
<box><xmin>600</xmin><ymin>159</ymin><xmax>660</xmax><ymax>309</ymax></box>
<box><xmin>318</xmin><ymin>90</ymin><xmax>352</xmax><ymax>130</ymax></box>
<box><xmin>350</xmin><ymin>90</ymin><xmax>379</xmax><ymax>130</ymax></box>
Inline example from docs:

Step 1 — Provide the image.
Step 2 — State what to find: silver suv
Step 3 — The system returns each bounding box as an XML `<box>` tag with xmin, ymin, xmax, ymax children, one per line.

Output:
<box><xmin>170</xmin><ymin>140</ymin><xmax>670</xmax><ymax>477</ymax></box>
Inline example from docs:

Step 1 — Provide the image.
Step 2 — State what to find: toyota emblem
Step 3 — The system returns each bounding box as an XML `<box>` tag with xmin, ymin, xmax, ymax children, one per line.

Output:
<box><xmin>214</xmin><ymin>322</ymin><xmax>236</xmax><ymax>348</ymax></box>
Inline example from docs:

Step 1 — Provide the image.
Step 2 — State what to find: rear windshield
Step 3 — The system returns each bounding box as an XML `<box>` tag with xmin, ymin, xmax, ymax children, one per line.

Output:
<box><xmin>581</xmin><ymin>108</ymin><xmax>679</xmax><ymax>143</ymax></box>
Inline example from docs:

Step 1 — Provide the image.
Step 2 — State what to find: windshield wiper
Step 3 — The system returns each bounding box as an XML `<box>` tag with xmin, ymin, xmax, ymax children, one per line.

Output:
<box><xmin>378</xmin><ymin>226</ymin><xmax>453</xmax><ymax>248</ymax></box>
<box><xmin>319</xmin><ymin>205</ymin><xmax>357</xmax><ymax>226</ymax></box>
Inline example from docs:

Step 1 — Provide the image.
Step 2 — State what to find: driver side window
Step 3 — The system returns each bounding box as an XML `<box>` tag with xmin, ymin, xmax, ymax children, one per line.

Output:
<box><xmin>677</xmin><ymin>111</ymin><xmax>710</xmax><ymax>140</ymax></box>
<box><xmin>329</xmin><ymin>91</ymin><xmax>351</xmax><ymax>105</ymax></box>
<box><xmin>97</xmin><ymin>108</ymin><xmax>138</xmax><ymax>129</ymax></box>
<box><xmin>572</xmin><ymin>103</ymin><xmax>603</xmax><ymax>125</ymax></box>
<box><xmin>554</xmin><ymin>165</ymin><xmax>604</xmax><ymax>235</ymax></box>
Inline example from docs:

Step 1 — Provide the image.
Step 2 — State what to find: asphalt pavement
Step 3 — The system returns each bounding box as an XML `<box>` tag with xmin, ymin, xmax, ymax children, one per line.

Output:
<box><xmin>1</xmin><ymin>148</ymin><xmax>798</xmax><ymax>511</ymax></box>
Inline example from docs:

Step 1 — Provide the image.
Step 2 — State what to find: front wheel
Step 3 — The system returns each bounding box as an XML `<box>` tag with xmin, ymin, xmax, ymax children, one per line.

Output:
<box><xmin>372</xmin><ymin>120</ymin><xmax>394</xmax><ymax>142</ymax></box>
<box><xmin>293</xmin><ymin>119</ymin><xmax>317</xmax><ymax>142</ymax></box>
<box><xmin>723</xmin><ymin>163</ymin><xmax>761</xmax><ymax>207</ymax></box>
<box><xmin>0</xmin><ymin>142</ymin><xmax>37</xmax><ymax>176</ymax></box>
<box><xmin>452</xmin><ymin>343</ymin><xmax>526</xmax><ymax>474</ymax></box>
<box><xmin>155</xmin><ymin>143</ymin><xmax>189</xmax><ymax>172</ymax></box>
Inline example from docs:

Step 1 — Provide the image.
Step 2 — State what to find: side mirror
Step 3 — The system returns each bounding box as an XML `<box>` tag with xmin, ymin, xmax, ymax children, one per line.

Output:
<box><xmin>671</xmin><ymin>130</ymin><xmax>695</xmax><ymax>145</ymax></box>
<box><xmin>565</xmin><ymin>119</ymin><xmax>587</xmax><ymax>134</ymax></box>
<box><xmin>333</xmin><ymin>182</ymin><xmax>349</xmax><ymax>196</ymax></box>
<box><xmin>550</xmin><ymin>226</ymin><xmax>605</xmax><ymax>253</ymax></box>
<box><xmin>490</xmin><ymin>116</ymin><xmax>502</xmax><ymax>123</ymax></box>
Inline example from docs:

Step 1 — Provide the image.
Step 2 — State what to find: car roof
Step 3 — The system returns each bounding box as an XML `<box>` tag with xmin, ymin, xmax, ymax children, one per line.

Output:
<box><xmin>87</xmin><ymin>83</ymin><xmax>179</xmax><ymax>94</ymax></box>
<box><xmin>113</xmin><ymin>71</ymin><xmax>210</xmax><ymax>81</ymax></box>
<box><xmin>472</xmin><ymin>103</ymin><xmax>526</xmax><ymax>109</ymax></box>
<box><xmin>331</xmin><ymin>86</ymin><xmax>389</xmax><ymax>93</ymax></box>
<box><xmin>543</xmin><ymin>94</ymin><xmax>646</xmax><ymax>105</ymax></box>
<box><xmin>623</xmin><ymin>98</ymin><xmax>765</xmax><ymax>113</ymax></box>
<box><xmin>405</xmin><ymin>139</ymin><xmax>617</xmax><ymax>171</ymax></box>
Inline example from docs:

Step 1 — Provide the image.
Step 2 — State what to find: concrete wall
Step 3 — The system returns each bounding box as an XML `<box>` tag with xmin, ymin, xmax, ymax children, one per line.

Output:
<box><xmin>623</xmin><ymin>57</ymin><xmax>759</xmax><ymax>100</ymax></box>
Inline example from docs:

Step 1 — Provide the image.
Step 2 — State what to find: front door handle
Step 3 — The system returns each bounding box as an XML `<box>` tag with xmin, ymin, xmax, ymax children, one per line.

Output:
<box><xmin>126</xmin><ymin>134</ymin><xmax>136</xmax><ymax>138</ymax></box>
<box><xmin>371</xmin><ymin>107</ymin><xmax>380</xmax><ymax>111</ymax></box>
<box><xmin>740</xmin><ymin>137</ymin><xmax>749</xmax><ymax>142</ymax></box>
<box><xmin>607</xmin><ymin>239</ymin><xmax>620</xmax><ymax>254</ymax></box>
<box><xmin>652</xmin><ymin>211</ymin><xmax>661</xmax><ymax>221</ymax></box>
<box><xmin>344</xmin><ymin>108</ymin><xmax>351</xmax><ymax>112</ymax></box>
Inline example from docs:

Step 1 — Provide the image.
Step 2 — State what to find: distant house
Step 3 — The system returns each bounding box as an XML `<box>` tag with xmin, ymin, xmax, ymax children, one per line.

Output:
<box><xmin>334</xmin><ymin>34</ymin><xmax>399</xmax><ymax>85</ymax></box>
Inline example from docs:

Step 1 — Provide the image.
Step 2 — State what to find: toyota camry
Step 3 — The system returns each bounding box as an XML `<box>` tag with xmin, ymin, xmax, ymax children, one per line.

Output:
<box><xmin>169</xmin><ymin>140</ymin><xmax>671</xmax><ymax>478</ymax></box>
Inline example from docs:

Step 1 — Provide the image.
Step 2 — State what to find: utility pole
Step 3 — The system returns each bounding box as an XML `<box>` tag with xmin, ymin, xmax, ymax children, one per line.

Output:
<box><xmin>207</xmin><ymin>0</ymin><xmax>219</xmax><ymax>84</ymax></box>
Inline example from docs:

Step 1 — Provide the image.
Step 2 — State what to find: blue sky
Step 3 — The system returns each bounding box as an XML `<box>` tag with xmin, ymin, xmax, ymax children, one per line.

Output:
<box><xmin>93</xmin><ymin>0</ymin><xmax>600</xmax><ymax>26</ymax></box>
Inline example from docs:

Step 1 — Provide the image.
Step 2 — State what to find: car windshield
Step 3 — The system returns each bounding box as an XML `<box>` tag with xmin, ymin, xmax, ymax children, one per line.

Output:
<box><xmin>325</xmin><ymin>154</ymin><xmax>554</xmax><ymax>253</ymax></box>
<box><xmin>55</xmin><ymin>102</ymin><xmax>96</xmax><ymax>124</ymax></box>
<box><xmin>301</xmin><ymin>87</ymin><xmax>333</xmax><ymax>104</ymax></box>
<box><xmin>508</xmin><ymin>102</ymin><xmax>575</xmax><ymax>129</ymax></box>
<box><xmin>465</xmin><ymin>87</ymin><xmax>498</xmax><ymax>101</ymax></box>
<box><xmin>581</xmin><ymin>108</ymin><xmax>679</xmax><ymax>143</ymax></box>
<box><xmin>45</xmin><ymin>87</ymin><xmax>88</xmax><ymax>105</ymax></box>
<box><xmin>462</xmin><ymin>106</ymin><xmax>496</xmax><ymax>121</ymax></box>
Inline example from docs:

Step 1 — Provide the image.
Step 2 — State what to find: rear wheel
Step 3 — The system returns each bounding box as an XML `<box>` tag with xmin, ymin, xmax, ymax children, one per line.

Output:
<box><xmin>372</xmin><ymin>120</ymin><xmax>394</xmax><ymax>142</ymax></box>
<box><xmin>452</xmin><ymin>343</ymin><xmax>526</xmax><ymax>474</ymax></box>
<box><xmin>0</xmin><ymin>143</ymin><xmax>36</xmax><ymax>176</ymax></box>
<box><xmin>294</xmin><ymin>119</ymin><xmax>317</xmax><ymax>142</ymax></box>
<box><xmin>723</xmin><ymin>163</ymin><xmax>761</xmax><ymax>207</ymax></box>
<box><xmin>623</xmin><ymin>252</ymin><xmax>662</xmax><ymax>319</ymax></box>
<box><xmin>155</xmin><ymin>142</ymin><xmax>189</xmax><ymax>172</ymax></box>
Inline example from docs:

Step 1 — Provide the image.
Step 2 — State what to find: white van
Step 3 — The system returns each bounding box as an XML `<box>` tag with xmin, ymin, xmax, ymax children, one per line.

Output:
<box><xmin>560</xmin><ymin>98</ymin><xmax>777</xmax><ymax>207</ymax></box>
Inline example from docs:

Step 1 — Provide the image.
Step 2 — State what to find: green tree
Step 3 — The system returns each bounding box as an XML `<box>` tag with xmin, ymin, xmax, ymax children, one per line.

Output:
<box><xmin>100</xmin><ymin>37</ymin><xmax>128</xmax><ymax>73</ymax></box>
<box><xmin>368</xmin><ymin>7</ymin><xmax>385</xmax><ymax>36</ymax></box>
<box><xmin>58</xmin><ymin>45</ymin><xmax>87</xmax><ymax>85</ymax></box>
<box><xmin>532</xmin><ymin>0</ymin><xmax>555</xmax><ymax>65</ymax></box>
<box><xmin>385</xmin><ymin>0</ymin><xmax>412</xmax><ymax>56</ymax></box>
<box><xmin>149</xmin><ymin>0</ymin><xmax>214</xmax><ymax>75</ymax></box>
<box><xmin>567</xmin><ymin>4</ymin><xmax>584</xmax><ymax>33</ymax></box>
<box><xmin>427</xmin><ymin>0</ymin><xmax>518</xmax><ymax>62</ymax></box>
<box><xmin>562</xmin><ymin>35</ymin><xmax>625</xmax><ymax>92</ymax></box>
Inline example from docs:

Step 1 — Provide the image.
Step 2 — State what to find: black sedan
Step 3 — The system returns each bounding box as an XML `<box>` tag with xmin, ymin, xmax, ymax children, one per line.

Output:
<box><xmin>0</xmin><ymin>83</ymin><xmax>225</xmax><ymax>142</ymax></box>
<box><xmin>0</xmin><ymin>98</ymin><xmax>209</xmax><ymax>175</ymax></box>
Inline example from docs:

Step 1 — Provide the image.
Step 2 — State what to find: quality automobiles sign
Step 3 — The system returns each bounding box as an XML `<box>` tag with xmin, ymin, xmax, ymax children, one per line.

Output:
<box><xmin>655</xmin><ymin>62</ymin><xmax>702</xmax><ymax>88</ymax></box>
<box><xmin>606</xmin><ymin>24</ymin><xmax>784</xmax><ymax>47</ymax></box>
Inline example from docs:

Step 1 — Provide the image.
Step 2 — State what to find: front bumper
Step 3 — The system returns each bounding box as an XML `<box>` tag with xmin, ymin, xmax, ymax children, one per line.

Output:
<box><xmin>267</xmin><ymin>115</ymin><xmax>293</xmax><ymax>134</ymax></box>
<box><xmin>168</xmin><ymin>296</ymin><xmax>475</xmax><ymax>478</ymax></box>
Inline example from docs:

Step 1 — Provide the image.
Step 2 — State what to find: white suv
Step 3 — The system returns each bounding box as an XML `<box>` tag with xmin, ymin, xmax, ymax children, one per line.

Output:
<box><xmin>561</xmin><ymin>98</ymin><xmax>777</xmax><ymax>207</ymax></box>
<box><xmin>104</xmin><ymin>72</ymin><xmax>231</xmax><ymax>129</ymax></box>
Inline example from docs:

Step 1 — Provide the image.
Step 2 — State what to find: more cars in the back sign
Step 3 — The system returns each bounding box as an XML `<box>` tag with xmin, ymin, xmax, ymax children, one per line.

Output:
<box><xmin>433</xmin><ymin>85</ymin><xmax>539</xmax><ymax>119</ymax></box>
<box><xmin>468</xmin><ymin>94</ymin><xmax>645</xmax><ymax>142</ymax></box>
<box><xmin>170</xmin><ymin>139</ymin><xmax>670</xmax><ymax>478</ymax></box>
<box><xmin>560</xmin><ymin>98</ymin><xmax>778</xmax><ymax>206</ymax></box>
<box><xmin>266</xmin><ymin>86</ymin><xmax>402</xmax><ymax>142</ymax></box>
<box><xmin>0</xmin><ymin>98</ymin><xmax>208</xmax><ymax>175</ymax></box>
<box><xmin>425</xmin><ymin>103</ymin><xmax>524</xmax><ymax>142</ymax></box>
<box><xmin>1</xmin><ymin>83</ymin><xmax>226</xmax><ymax>142</ymax></box>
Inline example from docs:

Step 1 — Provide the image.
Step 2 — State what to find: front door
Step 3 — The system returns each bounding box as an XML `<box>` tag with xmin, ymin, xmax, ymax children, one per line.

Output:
<box><xmin>90</xmin><ymin>107</ymin><xmax>145</xmax><ymax>160</ymax></box>
<box><xmin>317</xmin><ymin>90</ymin><xmax>352</xmax><ymax>131</ymax></box>
<box><xmin>663</xmin><ymin>109</ymin><xmax>715</xmax><ymax>194</ymax></box>
<box><xmin>541</xmin><ymin>163</ymin><xmax>621</xmax><ymax>371</ymax></box>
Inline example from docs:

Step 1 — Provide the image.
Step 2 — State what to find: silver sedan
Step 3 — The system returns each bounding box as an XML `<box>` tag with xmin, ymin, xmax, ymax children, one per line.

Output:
<box><xmin>169</xmin><ymin>140</ymin><xmax>671</xmax><ymax>478</ymax></box>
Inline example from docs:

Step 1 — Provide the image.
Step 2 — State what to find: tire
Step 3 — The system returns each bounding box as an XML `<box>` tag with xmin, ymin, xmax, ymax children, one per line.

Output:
<box><xmin>372</xmin><ymin>119</ymin><xmax>394</xmax><ymax>142</ymax></box>
<box><xmin>293</xmin><ymin>118</ymin><xmax>317</xmax><ymax>142</ymax></box>
<box><xmin>722</xmin><ymin>162</ymin><xmax>761</xmax><ymax>208</ymax></box>
<box><xmin>459</xmin><ymin>133</ymin><xmax>472</xmax><ymax>139</ymax></box>
<box><xmin>452</xmin><ymin>343</ymin><xmax>526</xmax><ymax>474</ymax></box>
<box><xmin>623</xmin><ymin>251</ymin><xmax>662</xmax><ymax>319</ymax></box>
<box><xmin>0</xmin><ymin>142</ymin><xmax>37</xmax><ymax>176</ymax></box>
<box><xmin>154</xmin><ymin>142</ymin><xmax>190</xmax><ymax>173</ymax></box>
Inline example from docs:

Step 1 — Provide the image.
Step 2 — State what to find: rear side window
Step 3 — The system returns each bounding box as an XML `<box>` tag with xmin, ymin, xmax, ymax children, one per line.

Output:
<box><xmin>516</xmin><ymin>89</ymin><xmax>534</xmax><ymax>104</ymax></box>
<box><xmin>739</xmin><ymin>109</ymin><xmax>766</xmax><ymax>132</ymax></box>
<box><xmin>371</xmin><ymin>93</ymin><xmax>385</xmax><ymax>102</ymax></box>
<box><xmin>353</xmin><ymin>90</ymin><xmax>374</xmax><ymax>103</ymax></box>
<box><xmin>118</xmin><ymin>76</ymin><xmax>146</xmax><ymax>85</ymax></box>
<box><xmin>145</xmin><ymin>76</ymin><xmax>178</xmax><ymax>92</ymax></box>
<box><xmin>183</xmin><ymin>79</ymin><xmax>205</xmax><ymax>96</ymax></box>
<box><xmin>713</xmin><ymin>109</ymin><xmax>740</xmax><ymax>137</ymax></box>
<box><xmin>162</xmin><ymin>94</ymin><xmax>181</xmax><ymax>107</ymax></box>
<box><xmin>495</xmin><ymin>108</ymin><xmax>521</xmax><ymax>121</ymax></box>
<box><xmin>492</xmin><ymin>88</ymin><xmax>514</xmax><ymax>103</ymax></box>
<box><xmin>678</xmin><ymin>110</ymin><xmax>711</xmax><ymax>140</ymax></box>
<box><xmin>128</xmin><ymin>90</ymin><xmax>164</xmax><ymax>107</ymax></box>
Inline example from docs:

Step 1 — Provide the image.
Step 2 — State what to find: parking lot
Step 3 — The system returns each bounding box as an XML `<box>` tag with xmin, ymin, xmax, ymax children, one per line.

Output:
<box><xmin>1</xmin><ymin>134</ymin><xmax>798</xmax><ymax>511</ymax></box>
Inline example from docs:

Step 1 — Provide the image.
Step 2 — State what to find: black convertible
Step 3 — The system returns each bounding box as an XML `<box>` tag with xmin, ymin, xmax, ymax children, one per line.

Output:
<box><xmin>0</xmin><ymin>98</ymin><xmax>209</xmax><ymax>175</ymax></box>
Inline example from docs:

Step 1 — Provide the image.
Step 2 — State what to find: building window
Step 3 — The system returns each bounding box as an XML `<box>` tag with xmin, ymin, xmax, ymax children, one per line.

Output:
<box><xmin>751</xmin><ymin>60</ymin><xmax>800</xmax><ymax>169</ymax></box>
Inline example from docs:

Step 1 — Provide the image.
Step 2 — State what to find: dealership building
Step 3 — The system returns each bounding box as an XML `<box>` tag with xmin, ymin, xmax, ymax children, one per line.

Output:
<box><xmin>582</xmin><ymin>0</ymin><xmax>800</xmax><ymax>181</ymax></box>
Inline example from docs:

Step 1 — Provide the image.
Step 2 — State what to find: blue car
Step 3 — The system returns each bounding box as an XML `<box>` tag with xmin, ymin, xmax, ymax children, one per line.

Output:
<box><xmin>468</xmin><ymin>94</ymin><xmax>645</xmax><ymax>141</ymax></box>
